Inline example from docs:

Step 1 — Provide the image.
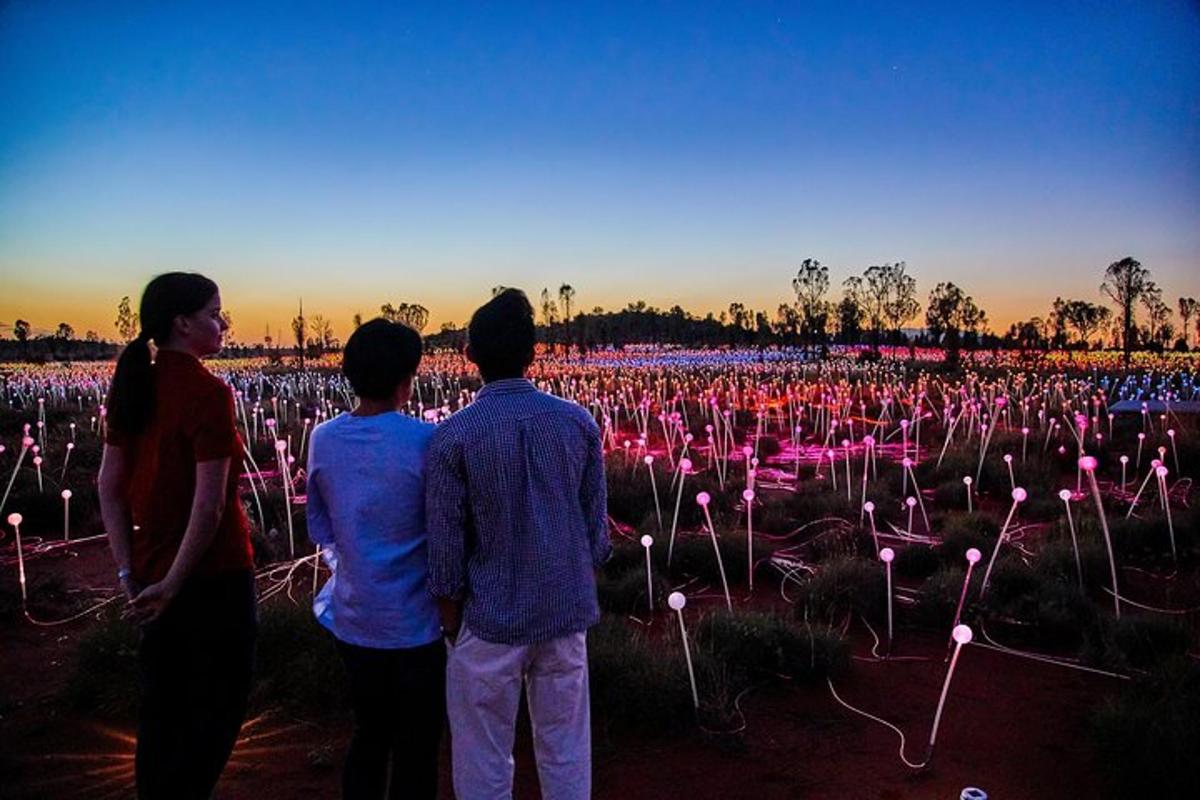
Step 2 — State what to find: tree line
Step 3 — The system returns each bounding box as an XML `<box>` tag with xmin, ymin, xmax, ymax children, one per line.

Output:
<box><xmin>2</xmin><ymin>257</ymin><xmax>1195</xmax><ymax>365</ymax></box>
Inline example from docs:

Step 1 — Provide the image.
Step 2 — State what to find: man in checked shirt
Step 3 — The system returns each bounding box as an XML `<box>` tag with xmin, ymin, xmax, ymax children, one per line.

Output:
<box><xmin>426</xmin><ymin>288</ymin><xmax>611</xmax><ymax>800</ymax></box>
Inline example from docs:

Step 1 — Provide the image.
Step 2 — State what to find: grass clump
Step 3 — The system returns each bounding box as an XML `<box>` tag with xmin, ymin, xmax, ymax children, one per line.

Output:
<box><xmin>65</xmin><ymin>612</ymin><xmax>141</xmax><ymax>719</ymax></box>
<box><xmin>588</xmin><ymin>615</ymin><xmax>693</xmax><ymax>734</ymax></box>
<box><xmin>695</xmin><ymin>611</ymin><xmax>848</xmax><ymax>683</ymax></box>
<box><xmin>1090</xmin><ymin>659</ymin><xmax>1200</xmax><ymax>799</ymax></box>
<box><xmin>794</xmin><ymin>556</ymin><xmax>885</xmax><ymax>623</ymax></box>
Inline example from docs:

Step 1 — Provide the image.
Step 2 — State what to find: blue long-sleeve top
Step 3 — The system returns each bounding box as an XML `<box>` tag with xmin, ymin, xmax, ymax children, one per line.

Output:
<box><xmin>306</xmin><ymin>411</ymin><xmax>441</xmax><ymax>649</ymax></box>
<box><xmin>425</xmin><ymin>378</ymin><xmax>611</xmax><ymax>645</ymax></box>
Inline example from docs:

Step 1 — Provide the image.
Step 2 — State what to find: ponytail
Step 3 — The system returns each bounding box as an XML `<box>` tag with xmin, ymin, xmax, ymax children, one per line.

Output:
<box><xmin>106</xmin><ymin>273</ymin><xmax>219</xmax><ymax>436</ymax></box>
<box><xmin>108</xmin><ymin>334</ymin><xmax>154</xmax><ymax>435</ymax></box>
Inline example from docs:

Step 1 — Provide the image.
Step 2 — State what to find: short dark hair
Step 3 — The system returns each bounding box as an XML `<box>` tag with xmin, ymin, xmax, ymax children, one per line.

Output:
<box><xmin>342</xmin><ymin>319</ymin><xmax>423</xmax><ymax>400</ymax></box>
<box><xmin>467</xmin><ymin>289</ymin><xmax>536</xmax><ymax>381</ymax></box>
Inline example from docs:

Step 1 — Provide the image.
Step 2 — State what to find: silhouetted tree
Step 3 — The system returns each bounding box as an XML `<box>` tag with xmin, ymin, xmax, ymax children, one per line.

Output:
<box><xmin>1179</xmin><ymin>297</ymin><xmax>1198</xmax><ymax>348</ymax></box>
<box><xmin>1101</xmin><ymin>256</ymin><xmax>1152</xmax><ymax>367</ymax></box>
<box><xmin>791</xmin><ymin>258</ymin><xmax>830</xmax><ymax>355</ymax></box>
<box><xmin>925</xmin><ymin>282</ymin><xmax>985</xmax><ymax>367</ymax></box>
<box><xmin>1059</xmin><ymin>300</ymin><xmax>1110</xmax><ymax>349</ymax></box>
<box><xmin>115</xmin><ymin>296</ymin><xmax>139</xmax><ymax>342</ymax></box>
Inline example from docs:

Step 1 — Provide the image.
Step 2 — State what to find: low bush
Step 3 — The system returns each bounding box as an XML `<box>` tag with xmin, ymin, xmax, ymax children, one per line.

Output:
<box><xmin>893</xmin><ymin>545</ymin><xmax>940</xmax><ymax>580</ymax></box>
<box><xmin>794</xmin><ymin>556</ymin><xmax>886</xmax><ymax>623</ymax></box>
<box><xmin>596</xmin><ymin>564</ymin><xmax>666</xmax><ymax>616</ymax></box>
<box><xmin>695</xmin><ymin>611</ymin><xmax>848</xmax><ymax>683</ymax></box>
<box><xmin>588</xmin><ymin>615</ymin><xmax>694</xmax><ymax>734</ymax></box>
<box><xmin>65</xmin><ymin>612</ymin><xmax>141</xmax><ymax>719</ymax></box>
<box><xmin>251</xmin><ymin>599</ymin><xmax>346</xmax><ymax>717</ymax></box>
<box><xmin>1090</xmin><ymin>659</ymin><xmax>1200</xmax><ymax>799</ymax></box>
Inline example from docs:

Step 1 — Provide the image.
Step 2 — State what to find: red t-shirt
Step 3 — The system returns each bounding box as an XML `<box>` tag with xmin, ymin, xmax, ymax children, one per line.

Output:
<box><xmin>106</xmin><ymin>349</ymin><xmax>254</xmax><ymax>584</ymax></box>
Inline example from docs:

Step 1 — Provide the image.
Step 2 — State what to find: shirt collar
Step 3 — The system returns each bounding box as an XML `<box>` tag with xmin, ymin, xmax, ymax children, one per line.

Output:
<box><xmin>475</xmin><ymin>377</ymin><xmax>537</xmax><ymax>399</ymax></box>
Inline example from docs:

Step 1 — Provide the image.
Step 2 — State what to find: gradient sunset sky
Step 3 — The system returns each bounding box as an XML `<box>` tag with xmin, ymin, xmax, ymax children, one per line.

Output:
<box><xmin>2</xmin><ymin>1</ymin><xmax>1198</xmax><ymax>341</ymax></box>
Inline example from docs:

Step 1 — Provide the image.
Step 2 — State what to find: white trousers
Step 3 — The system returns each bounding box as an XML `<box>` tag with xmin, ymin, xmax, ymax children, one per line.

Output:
<box><xmin>446</xmin><ymin>626</ymin><xmax>591</xmax><ymax>800</ymax></box>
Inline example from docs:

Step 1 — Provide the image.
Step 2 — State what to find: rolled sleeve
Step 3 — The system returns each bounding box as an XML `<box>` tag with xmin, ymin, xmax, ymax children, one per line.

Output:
<box><xmin>425</xmin><ymin>428</ymin><xmax>467</xmax><ymax>599</ymax></box>
<box><xmin>580</xmin><ymin>417</ymin><xmax>612</xmax><ymax>568</ymax></box>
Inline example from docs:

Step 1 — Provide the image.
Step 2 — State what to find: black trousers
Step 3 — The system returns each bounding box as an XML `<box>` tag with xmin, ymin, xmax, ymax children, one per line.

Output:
<box><xmin>335</xmin><ymin>638</ymin><xmax>446</xmax><ymax>800</ymax></box>
<box><xmin>136</xmin><ymin>571</ymin><xmax>257</xmax><ymax>800</ymax></box>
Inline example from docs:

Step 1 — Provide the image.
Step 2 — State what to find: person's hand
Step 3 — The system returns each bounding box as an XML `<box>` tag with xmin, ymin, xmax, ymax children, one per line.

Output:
<box><xmin>125</xmin><ymin>578</ymin><xmax>181</xmax><ymax>625</ymax></box>
<box><xmin>118</xmin><ymin>574</ymin><xmax>143</xmax><ymax>604</ymax></box>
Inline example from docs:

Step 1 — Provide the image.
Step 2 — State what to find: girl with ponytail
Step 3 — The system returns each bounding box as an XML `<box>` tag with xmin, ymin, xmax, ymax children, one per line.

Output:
<box><xmin>98</xmin><ymin>272</ymin><xmax>256</xmax><ymax>799</ymax></box>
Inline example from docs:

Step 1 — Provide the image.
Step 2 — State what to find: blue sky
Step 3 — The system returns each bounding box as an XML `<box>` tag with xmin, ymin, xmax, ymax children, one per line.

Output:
<box><xmin>1</xmin><ymin>1</ymin><xmax>1198</xmax><ymax>338</ymax></box>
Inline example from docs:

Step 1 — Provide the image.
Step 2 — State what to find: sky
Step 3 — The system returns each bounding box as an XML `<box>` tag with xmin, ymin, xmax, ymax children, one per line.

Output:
<box><xmin>1</xmin><ymin>0</ymin><xmax>1198</xmax><ymax>341</ymax></box>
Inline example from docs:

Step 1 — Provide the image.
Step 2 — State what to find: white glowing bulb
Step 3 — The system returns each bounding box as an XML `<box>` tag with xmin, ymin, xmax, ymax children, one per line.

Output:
<box><xmin>879</xmin><ymin>547</ymin><xmax>895</xmax><ymax>563</ymax></box>
<box><xmin>1012</xmin><ymin>487</ymin><xmax>1027</xmax><ymax>502</ymax></box>
<box><xmin>668</xmin><ymin>591</ymin><xmax>687</xmax><ymax>611</ymax></box>
<box><xmin>640</xmin><ymin>535</ymin><xmax>654</xmax><ymax>548</ymax></box>
<box><xmin>952</xmin><ymin>624</ymin><xmax>973</xmax><ymax>645</ymax></box>
<box><xmin>1058</xmin><ymin>489</ymin><xmax>1072</xmax><ymax>502</ymax></box>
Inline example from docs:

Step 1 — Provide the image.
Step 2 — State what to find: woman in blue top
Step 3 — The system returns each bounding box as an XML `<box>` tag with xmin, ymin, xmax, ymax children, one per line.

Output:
<box><xmin>306</xmin><ymin>319</ymin><xmax>443</xmax><ymax>800</ymax></box>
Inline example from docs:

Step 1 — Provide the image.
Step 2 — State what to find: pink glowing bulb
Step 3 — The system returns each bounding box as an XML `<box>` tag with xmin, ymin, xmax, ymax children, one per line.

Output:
<box><xmin>33</xmin><ymin>456</ymin><xmax>42</xmax><ymax>466</ymax></box>
<box><xmin>741</xmin><ymin>446</ymin><xmax>753</xmax><ymax>457</ymax></box>
<box><xmin>274</xmin><ymin>440</ymin><xmax>288</xmax><ymax>452</ymax></box>
<box><xmin>900</xmin><ymin>419</ymin><xmax>910</xmax><ymax>428</ymax></box>
<box><xmin>906</xmin><ymin>496</ymin><xmax>918</xmax><ymax>508</ymax></box>
<box><xmin>668</xmin><ymin>592</ymin><xmax>687</xmax><ymax>611</ymax></box>
<box><xmin>1012</xmin><ymin>487</ymin><xmax>1027</xmax><ymax>502</ymax></box>
<box><xmin>1156</xmin><ymin>466</ymin><xmax>1168</xmax><ymax>479</ymax></box>
<box><xmin>21</xmin><ymin>437</ymin><xmax>33</xmax><ymax>448</ymax></box>
<box><xmin>962</xmin><ymin>476</ymin><xmax>973</xmax><ymax>486</ymax></box>
<box><xmin>863</xmin><ymin>435</ymin><xmax>875</xmax><ymax>446</ymax></box>
<box><xmin>995</xmin><ymin>398</ymin><xmax>1007</xmax><ymax>409</ymax></box>
<box><xmin>879</xmin><ymin>547</ymin><xmax>895</xmax><ymax>563</ymax></box>
<box><xmin>862</xmin><ymin>501</ymin><xmax>875</xmax><ymax>513</ymax></box>
<box><xmin>1058</xmin><ymin>489</ymin><xmax>1072</xmax><ymax>502</ymax></box>
<box><xmin>6</xmin><ymin>513</ymin><xmax>21</xmax><ymax>526</ymax></box>
<box><xmin>952</xmin><ymin>624</ymin><xmax>973</xmax><ymax>645</ymax></box>
<box><xmin>742</xmin><ymin>489</ymin><xmax>755</xmax><ymax>502</ymax></box>
<box><xmin>644</xmin><ymin>455</ymin><xmax>655</xmax><ymax>465</ymax></box>
<box><xmin>1120</xmin><ymin>455</ymin><xmax>1128</xmax><ymax>464</ymax></box>
<box><xmin>966</xmin><ymin>548</ymin><xmax>982</xmax><ymax>564</ymax></box>
<box><xmin>61</xmin><ymin>489</ymin><xmax>72</xmax><ymax>500</ymax></box>
<box><xmin>1003</xmin><ymin>454</ymin><xmax>1012</xmax><ymax>463</ymax></box>
<box><xmin>640</xmin><ymin>535</ymin><xmax>654</xmax><ymax>548</ymax></box>
<box><xmin>1167</xmin><ymin>429</ymin><xmax>1175</xmax><ymax>438</ymax></box>
<box><xmin>902</xmin><ymin>457</ymin><xmax>913</xmax><ymax>468</ymax></box>
<box><xmin>695</xmin><ymin>492</ymin><xmax>711</xmax><ymax>506</ymax></box>
<box><xmin>1078</xmin><ymin>456</ymin><xmax>1098</xmax><ymax>472</ymax></box>
<box><xmin>679</xmin><ymin>458</ymin><xmax>692</xmax><ymax>472</ymax></box>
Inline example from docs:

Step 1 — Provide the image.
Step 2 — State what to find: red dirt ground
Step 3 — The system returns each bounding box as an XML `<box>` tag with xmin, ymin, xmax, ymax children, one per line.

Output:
<box><xmin>2</xmin><ymin>535</ymin><xmax>1122</xmax><ymax>799</ymax></box>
